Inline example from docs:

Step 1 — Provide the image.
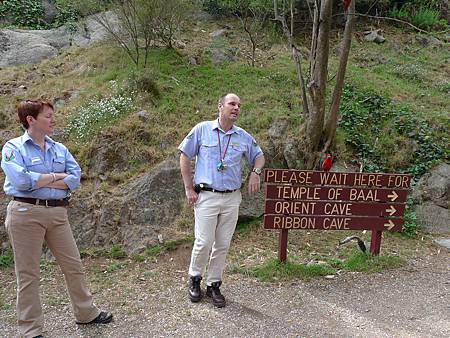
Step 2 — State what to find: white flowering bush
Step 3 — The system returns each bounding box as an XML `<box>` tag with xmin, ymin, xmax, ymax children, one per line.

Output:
<box><xmin>67</xmin><ymin>82</ymin><xmax>135</xmax><ymax>140</ymax></box>
<box><xmin>392</xmin><ymin>63</ymin><xmax>425</xmax><ymax>82</ymax></box>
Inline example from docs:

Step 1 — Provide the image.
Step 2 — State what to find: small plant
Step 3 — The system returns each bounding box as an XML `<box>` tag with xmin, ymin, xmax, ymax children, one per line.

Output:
<box><xmin>106</xmin><ymin>262</ymin><xmax>125</xmax><ymax>273</ymax></box>
<box><xmin>402</xmin><ymin>198</ymin><xmax>419</xmax><ymax>237</ymax></box>
<box><xmin>109</xmin><ymin>244</ymin><xmax>127</xmax><ymax>259</ymax></box>
<box><xmin>145</xmin><ymin>245</ymin><xmax>163</xmax><ymax>257</ymax></box>
<box><xmin>0</xmin><ymin>248</ymin><xmax>14</xmax><ymax>268</ymax></box>
<box><xmin>126</xmin><ymin>70</ymin><xmax>161</xmax><ymax>101</ymax></box>
<box><xmin>392</xmin><ymin>63</ymin><xmax>425</xmax><ymax>82</ymax></box>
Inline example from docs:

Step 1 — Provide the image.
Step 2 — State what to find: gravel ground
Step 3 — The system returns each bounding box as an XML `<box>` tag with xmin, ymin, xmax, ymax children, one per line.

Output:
<box><xmin>1</xmin><ymin>243</ymin><xmax>449</xmax><ymax>338</ymax></box>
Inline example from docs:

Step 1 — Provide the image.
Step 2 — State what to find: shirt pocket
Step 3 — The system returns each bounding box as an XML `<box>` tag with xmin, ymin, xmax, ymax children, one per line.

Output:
<box><xmin>24</xmin><ymin>157</ymin><xmax>46</xmax><ymax>173</ymax></box>
<box><xmin>53</xmin><ymin>154</ymin><xmax>66</xmax><ymax>172</ymax></box>
<box><xmin>227</xmin><ymin>144</ymin><xmax>244</xmax><ymax>165</ymax></box>
<box><xmin>201</xmin><ymin>142</ymin><xmax>219</xmax><ymax>161</ymax></box>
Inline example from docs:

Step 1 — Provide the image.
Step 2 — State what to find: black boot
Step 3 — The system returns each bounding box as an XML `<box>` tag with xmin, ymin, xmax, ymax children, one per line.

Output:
<box><xmin>206</xmin><ymin>281</ymin><xmax>226</xmax><ymax>308</ymax></box>
<box><xmin>189</xmin><ymin>275</ymin><xmax>203</xmax><ymax>302</ymax></box>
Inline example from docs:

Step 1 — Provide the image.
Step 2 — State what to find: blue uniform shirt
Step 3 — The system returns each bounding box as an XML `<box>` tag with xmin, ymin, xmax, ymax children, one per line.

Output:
<box><xmin>1</xmin><ymin>131</ymin><xmax>81</xmax><ymax>199</ymax></box>
<box><xmin>178</xmin><ymin>119</ymin><xmax>263</xmax><ymax>191</ymax></box>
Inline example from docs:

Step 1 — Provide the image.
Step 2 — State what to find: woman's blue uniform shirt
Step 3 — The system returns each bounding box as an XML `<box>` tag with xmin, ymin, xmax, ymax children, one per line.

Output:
<box><xmin>1</xmin><ymin>131</ymin><xmax>81</xmax><ymax>199</ymax></box>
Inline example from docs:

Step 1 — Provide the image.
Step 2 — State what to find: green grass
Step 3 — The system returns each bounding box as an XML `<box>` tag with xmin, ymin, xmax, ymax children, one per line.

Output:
<box><xmin>231</xmin><ymin>247</ymin><xmax>406</xmax><ymax>282</ymax></box>
<box><xmin>0</xmin><ymin>248</ymin><xmax>14</xmax><ymax>268</ymax></box>
<box><xmin>235</xmin><ymin>258</ymin><xmax>336</xmax><ymax>282</ymax></box>
<box><xmin>145</xmin><ymin>236</ymin><xmax>194</xmax><ymax>257</ymax></box>
<box><xmin>335</xmin><ymin>251</ymin><xmax>405</xmax><ymax>273</ymax></box>
<box><xmin>235</xmin><ymin>218</ymin><xmax>262</xmax><ymax>236</ymax></box>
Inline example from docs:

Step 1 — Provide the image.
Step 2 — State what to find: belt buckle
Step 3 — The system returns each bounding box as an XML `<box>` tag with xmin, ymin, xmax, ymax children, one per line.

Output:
<box><xmin>39</xmin><ymin>199</ymin><xmax>50</xmax><ymax>207</ymax></box>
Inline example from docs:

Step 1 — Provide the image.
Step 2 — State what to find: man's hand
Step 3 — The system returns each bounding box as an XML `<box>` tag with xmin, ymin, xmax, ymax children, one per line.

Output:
<box><xmin>185</xmin><ymin>187</ymin><xmax>199</xmax><ymax>206</ymax></box>
<box><xmin>248</xmin><ymin>172</ymin><xmax>261</xmax><ymax>194</ymax></box>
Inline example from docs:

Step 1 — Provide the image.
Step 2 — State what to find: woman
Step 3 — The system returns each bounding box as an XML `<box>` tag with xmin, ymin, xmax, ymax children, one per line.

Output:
<box><xmin>1</xmin><ymin>99</ymin><xmax>112</xmax><ymax>338</ymax></box>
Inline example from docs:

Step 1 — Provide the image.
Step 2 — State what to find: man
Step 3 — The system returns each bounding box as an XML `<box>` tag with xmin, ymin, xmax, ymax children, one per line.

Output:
<box><xmin>178</xmin><ymin>93</ymin><xmax>265</xmax><ymax>308</ymax></box>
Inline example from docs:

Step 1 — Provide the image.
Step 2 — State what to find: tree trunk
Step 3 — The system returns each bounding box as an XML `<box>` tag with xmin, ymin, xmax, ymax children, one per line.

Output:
<box><xmin>306</xmin><ymin>0</ymin><xmax>332</xmax><ymax>162</ymax></box>
<box><xmin>324</xmin><ymin>1</ymin><xmax>355</xmax><ymax>150</ymax></box>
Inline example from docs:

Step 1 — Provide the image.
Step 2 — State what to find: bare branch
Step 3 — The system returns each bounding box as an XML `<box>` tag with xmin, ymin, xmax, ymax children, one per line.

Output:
<box><xmin>353</xmin><ymin>13</ymin><xmax>430</xmax><ymax>34</ymax></box>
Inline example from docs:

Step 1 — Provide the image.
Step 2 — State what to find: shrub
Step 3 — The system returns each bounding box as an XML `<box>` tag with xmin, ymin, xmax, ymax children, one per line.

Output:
<box><xmin>53</xmin><ymin>0</ymin><xmax>80</xmax><ymax>29</ymax></box>
<box><xmin>0</xmin><ymin>0</ymin><xmax>44</xmax><ymax>29</ymax></box>
<box><xmin>391</xmin><ymin>63</ymin><xmax>426</xmax><ymax>82</ymax></box>
<box><xmin>339</xmin><ymin>85</ymin><xmax>446</xmax><ymax>179</ymax></box>
<box><xmin>389</xmin><ymin>3</ymin><xmax>448</xmax><ymax>30</ymax></box>
<box><xmin>67</xmin><ymin>81</ymin><xmax>135</xmax><ymax>141</ymax></box>
<box><xmin>126</xmin><ymin>70</ymin><xmax>161</xmax><ymax>100</ymax></box>
<box><xmin>109</xmin><ymin>244</ymin><xmax>127</xmax><ymax>259</ymax></box>
<box><xmin>201</xmin><ymin>0</ymin><xmax>232</xmax><ymax>17</ymax></box>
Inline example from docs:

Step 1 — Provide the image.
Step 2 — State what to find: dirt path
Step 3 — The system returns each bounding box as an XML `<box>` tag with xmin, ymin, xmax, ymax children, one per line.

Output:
<box><xmin>1</xmin><ymin>244</ymin><xmax>449</xmax><ymax>338</ymax></box>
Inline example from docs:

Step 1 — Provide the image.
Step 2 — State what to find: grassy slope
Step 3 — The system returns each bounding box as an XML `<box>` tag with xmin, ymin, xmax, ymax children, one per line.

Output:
<box><xmin>0</xmin><ymin>21</ymin><xmax>447</xmax><ymax>169</ymax></box>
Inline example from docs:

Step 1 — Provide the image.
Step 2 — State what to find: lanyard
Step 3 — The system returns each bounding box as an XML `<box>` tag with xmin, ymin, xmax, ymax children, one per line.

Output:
<box><xmin>217</xmin><ymin>129</ymin><xmax>232</xmax><ymax>162</ymax></box>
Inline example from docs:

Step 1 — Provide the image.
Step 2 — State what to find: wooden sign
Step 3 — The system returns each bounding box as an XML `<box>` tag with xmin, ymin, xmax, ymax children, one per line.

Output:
<box><xmin>264</xmin><ymin>169</ymin><xmax>411</xmax><ymax>188</ymax></box>
<box><xmin>263</xmin><ymin>215</ymin><xmax>403</xmax><ymax>231</ymax></box>
<box><xmin>264</xmin><ymin>200</ymin><xmax>406</xmax><ymax>218</ymax></box>
<box><xmin>263</xmin><ymin>169</ymin><xmax>411</xmax><ymax>259</ymax></box>
<box><xmin>265</xmin><ymin>185</ymin><xmax>408</xmax><ymax>203</ymax></box>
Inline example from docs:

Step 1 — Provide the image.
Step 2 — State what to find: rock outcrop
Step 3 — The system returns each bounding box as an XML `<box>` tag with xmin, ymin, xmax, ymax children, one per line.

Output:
<box><xmin>412</xmin><ymin>163</ymin><xmax>450</xmax><ymax>234</ymax></box>
<box><xmin>0</xmin><ymin>12</ymin><xmax>117</xmax><ymax>67</ymax></box>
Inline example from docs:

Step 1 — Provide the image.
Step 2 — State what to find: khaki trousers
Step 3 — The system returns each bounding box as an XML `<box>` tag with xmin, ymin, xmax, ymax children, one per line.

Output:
<box><xmin>189</xmin><ymin>190</ymin><xmax>241</xmax><ymax>285</ymax></box>
<box><xmin>5</xmin><ymin>200</ymin><xmax>99</xmax><ymax>338</ymax></box>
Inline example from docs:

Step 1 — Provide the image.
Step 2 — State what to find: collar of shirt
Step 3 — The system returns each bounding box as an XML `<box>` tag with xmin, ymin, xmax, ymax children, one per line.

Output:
<box><xmin>22</xmin><ymin>131</ymin><xmax>56</xmax><ymax>151</ymax></box>
<box><xmin>211</xmin><ymin>119</ymin><xmax>240</xmax><ymax>135</ymax></box>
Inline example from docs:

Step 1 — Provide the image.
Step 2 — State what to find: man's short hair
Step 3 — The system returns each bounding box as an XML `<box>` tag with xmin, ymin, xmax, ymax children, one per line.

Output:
<box><xmin>219</xmin><ymin>93</ymin><xmax>238</xmax><ymax>105</ymax></box>
<box><xmin>17</xmin><ymin>99</ymin><xmax>54</xmax><ymax>129</ymax></box>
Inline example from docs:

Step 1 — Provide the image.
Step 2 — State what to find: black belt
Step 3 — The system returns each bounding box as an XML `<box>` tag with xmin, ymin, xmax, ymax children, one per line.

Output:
<box><xmin>195</xmin><ymin>184</ymin><xmax>237</xmax><ymax>194</ymax></box>
<box><xmin>201</xmin><ymin>187</ymin><xmax>237</xmax><ymax>193</ymax></box>
<box><xmin>13</xmin><ymin>196</ymin><xmax>70</xmax><ymax>207</ymax></box>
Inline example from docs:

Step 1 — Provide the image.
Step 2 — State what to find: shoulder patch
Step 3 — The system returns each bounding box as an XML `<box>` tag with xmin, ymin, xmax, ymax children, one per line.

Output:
<box><xmin>186</xmin><ymin>133</ymin><xmax>194</xmax><ymax>140</ymax></box>
<box><xmin>4</xmin><ymin>149</ymin><xmax>15</xmax><ymax>162</ymax></box>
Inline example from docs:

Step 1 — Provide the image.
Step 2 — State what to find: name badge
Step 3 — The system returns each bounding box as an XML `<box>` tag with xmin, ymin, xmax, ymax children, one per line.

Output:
<box><xmin>31</xmin><ymin>157</ymin><xmax>41</xmax><ymax>164</ymax></box>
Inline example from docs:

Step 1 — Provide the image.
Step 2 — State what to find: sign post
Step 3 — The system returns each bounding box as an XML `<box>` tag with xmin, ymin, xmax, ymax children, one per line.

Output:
<box><xmin>263</xmin><ymin>169</ymin><xmax>411</xmax><ymax>261</ymax></box>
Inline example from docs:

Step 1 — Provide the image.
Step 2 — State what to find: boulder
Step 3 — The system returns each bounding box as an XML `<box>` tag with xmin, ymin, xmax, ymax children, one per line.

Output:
<box><xmin>69</xmin><ymin>157</ymin><xmax>185</xmax><ymax>254</ymax></box>
<box><xmin>42</xmin><ymin>0</ymin><xmax>59</xmax><ymax>24</ymax></box>
<box><xmin>209</xmin><ymin>29</ymin><xmax>228</xmax><ymax>38</ymax></box>
<box><xmin>211</xmin><ymin>45</ymin><xmax>235</xmax><ymax>65</ymax></box>
<box><xmin>412</xmin><ymin>163</ymin><xmax>450</xmax><ymax>234</ymax></box>
<box><xmin>0</xmin><ymin>12</ymin><xmax>118</xmax><ymax>67</ymax></box>
<box><xmin>364</xmin><ymin>29</ymin><xmax>386</xmax><ymax>44</ymax></box>
<box><xmin>239</xmin><ymin>186</ymin><xmax>265</xmax><ymax>221</ymax></box>
<box><xmin>0</xmin><ymin>29</ymin><xmax>59</xmax><ymax>67</ymax></box>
